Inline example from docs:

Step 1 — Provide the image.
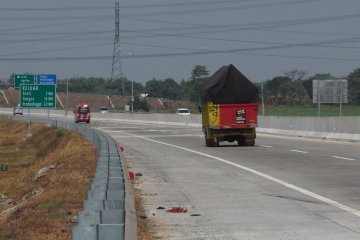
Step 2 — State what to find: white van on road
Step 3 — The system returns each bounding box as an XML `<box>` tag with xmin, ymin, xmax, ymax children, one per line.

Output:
<box><xmin>176</xmin><ymin>108</ymin><xmax>190</xmax><ymax>116</ymax></box>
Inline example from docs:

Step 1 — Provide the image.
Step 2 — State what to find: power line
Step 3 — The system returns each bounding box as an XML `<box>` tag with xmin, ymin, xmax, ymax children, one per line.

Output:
<box><xmin>0</xmin><ymin>14</ymin><xmax>111</xmax><ymax>22</ymax></box>
<box><xmin>124</xmin><ymin>15</ymin><xmax>360</xmax><ymax>38</ymax></box>
<box><xmin>0</xmin><ymin>0</ymin><xmax>242</xmax><ymax>12</ymax></box>
<box><xmin>1</xmin><ymin>30</ymin><xmax>113</xmax><ymax>36</ymax></box>
<box><xmin>0</xmin><ymin>1</ymin><xmax>323</xmax><ymax>22</ymax></box>
<box><xmin>120</xmin><ymin>40</ymin><xmax>360</xmax><ymax>51</ymax></box>
<box><xmin>1</xmin><ymin>24</ymin><xmax>360</xmax><ymax>57</ymax></box>
<box><xmin>0</xmin><ymin>42</ymin><xmax>112</xmax><ymax>57</ymax></box>
<box><xmin>1</xmin><ymin>9</ymin><xmax>358</xmax><ymax>41</ymax></box>
<box><xmin>120</xmin><ymin>0</ymin><xmax>321</xmax><ymax>18</ymax></box>
<box><xmin>1</xmin><ymin>1</ymin><xmax>359</xmax><ymax>65</ymax></box>
<box><xmin>119</xmin><ymin>0</ymin><xmax>256</xmax><ymax>10</ymax></box>
<box><xmin>4</xmin><ymin>12</ymin><xmax>358</xmax><ymax>44</ymax></box>
<box><xmin>2</xmin><ymin>35</ymin><xmax>360</xmax><ymax>59</ymax></box>
<box><xmin>0</xmin><ymin>0</ymin><xmax>310</xmax><ymax>12</ymax></box>
<box><xmin>1</xmin><ymin>47</ymin><xmax>360</xmax><ymax>63</ymax></box>
<box><xmin>135</xmin><ymin>14</ymin><xmax>360</xmax><ymax>37</ymax></box>
<box><xmin>0</xmin><ymin>6</ymin><xmax>112</xmax><ymax>11</ymax></box>
<box><xmin>116</xmin><ymin>27</ymin><xmax>360</xmax><ymax>53</ymax></box>
<box><xmin>0</xmin><ymin>30</ymin><xmax>112</xmax><ymax>45</ymax></box>
<box><xmin>0</xmin><ymin>16</ymin><xmax>109</xmax><ymax>33</ymax></box>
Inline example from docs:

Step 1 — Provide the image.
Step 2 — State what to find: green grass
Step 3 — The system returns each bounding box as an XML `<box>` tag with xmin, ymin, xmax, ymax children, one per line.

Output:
<box><xmin>42</xmin><ymin>199</ymin><xmax>62</xmax><ymax>213</ymax></box>
<box><xmin>262</xmin><ymin>105</ymin><xmax>360</xmax><ymax>117</ymax></box>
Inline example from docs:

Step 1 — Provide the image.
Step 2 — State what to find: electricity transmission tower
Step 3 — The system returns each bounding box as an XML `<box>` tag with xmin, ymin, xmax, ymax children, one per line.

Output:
<box><xmin>110</xmin><ymin>1</ymin><xmax>124</xmax><ymax>99</ymax></box>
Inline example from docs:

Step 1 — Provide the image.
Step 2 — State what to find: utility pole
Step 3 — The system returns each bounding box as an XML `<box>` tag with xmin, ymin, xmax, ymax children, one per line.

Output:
<box><xmin>110</xmin><ymin>2</ymin><xmax>123</xmax><ymax>100</ymax></box>
<box><xmin>317</xmin><ymin>79</ymin><xmax>321</xmax><ymax>117</ymax></box>
<box><xmin>261</xmin><ymin>83</ymin><xmax>265</xmax><ymax>116</ymax></box>
<box><xmin>130</xmin><ymin>49</ymin><xmax>134</xmax><ymax>113</ymax></box>
<box><xmin>65</xmin><ymin>78</ymin><xmax>69</xmax><ymax>116</ymax></box>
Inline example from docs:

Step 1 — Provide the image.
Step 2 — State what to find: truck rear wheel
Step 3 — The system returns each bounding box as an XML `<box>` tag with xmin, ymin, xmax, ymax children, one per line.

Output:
<box><xmin>204</xmin><ymin>133</ymin><xmax>219</xmax><ymax>147</ymax></box>
<box><xmin>205</xmin><ymin>138</ymin><xmax>211</xmax><ymax>147</ymax></box>
<box><xmin>245</xmin><ymin>139</ymin><xmax>255</xmax><ymax>146</ymax></box>
<box><xmin>204</xmin><ymin>132</ymin><xmax>211</xmax><ymax>147</ymax></box>
<box><xmin>212</xmin><ymin>138</ymin><xmax>219</xmax><ymax>147</ymax></box>
<box><xmin>237</xmin><ymin>136</ymin><xmax>245</xmax><ymax>146</ymax></box>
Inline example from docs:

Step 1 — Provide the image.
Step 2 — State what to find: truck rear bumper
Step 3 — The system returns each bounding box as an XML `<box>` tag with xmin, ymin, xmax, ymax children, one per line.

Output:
<box><xmin>204</xmin><ymin>126</ymin><xmax>256</xmax><ymax>142</ymax></box>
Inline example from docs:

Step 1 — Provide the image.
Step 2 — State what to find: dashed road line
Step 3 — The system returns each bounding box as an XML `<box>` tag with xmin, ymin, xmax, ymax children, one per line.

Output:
<box><xmin>260</xmin><ymin>145</ymin><xmax>273</xmax><ymax>148</ymax></box>
<box><xmin>120</xmin><ymin>132</ymin><xmax>360</xmax><ymax>218</ymax></box>
<box><xmin>332</xmin><ymin>156</ymin><xmax>356</xmax><ymax>161</ymax></box>
<box><xmin>290</xmin><ymin>149</ymin><xmax>308</xmax><ymax>154</ymax></box>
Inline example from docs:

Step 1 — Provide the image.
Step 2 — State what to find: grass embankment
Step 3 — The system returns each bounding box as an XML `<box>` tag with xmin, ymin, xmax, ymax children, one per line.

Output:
<box><xmin>0</xmin><ymin>119</ymin><xmax>98</xmax><ymax>240</ymax></box>
<box><xmin>263</xmin><ymin>105</ymin><xmax>360</xmax><ymax>116</ymax></box>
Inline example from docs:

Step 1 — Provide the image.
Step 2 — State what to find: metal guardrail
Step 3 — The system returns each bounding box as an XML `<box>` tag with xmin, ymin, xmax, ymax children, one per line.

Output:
<box><xmin>1</xmin><ymin>114</ymin><xmax>137</xmax><ymax>240</ymax></box>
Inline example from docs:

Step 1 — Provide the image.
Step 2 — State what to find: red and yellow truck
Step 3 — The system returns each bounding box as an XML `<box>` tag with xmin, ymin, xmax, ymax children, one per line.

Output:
<box><xmin>201</xmin><ymin>64</ymin><xmax>258</xmax><ymax>147</ymax></box>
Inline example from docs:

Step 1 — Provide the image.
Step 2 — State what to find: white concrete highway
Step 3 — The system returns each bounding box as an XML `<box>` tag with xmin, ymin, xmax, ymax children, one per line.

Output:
<box><xmin>93</xmin><ymin>119</ymin><xmax>360</xmax><ymax>240</ymax></box>
<box><xmin>2</xmin><ymin>108</ymin><xmax>360</xmax><ymax>239</ymax></box>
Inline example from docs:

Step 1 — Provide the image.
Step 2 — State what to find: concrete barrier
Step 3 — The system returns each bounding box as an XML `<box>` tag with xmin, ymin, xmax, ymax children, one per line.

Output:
<box><xmin>2</xmin><ymin>107</ymin><xmax>359</xmax><ymax>142</ymax></box>
<box><xmin>91</xmin><ymin>112</ymin><xmax>360</xmax><ymax>142</ymax></box>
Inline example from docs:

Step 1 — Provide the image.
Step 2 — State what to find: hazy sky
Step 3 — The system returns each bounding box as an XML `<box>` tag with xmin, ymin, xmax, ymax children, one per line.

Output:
<box><xmin>1</xmin><ymin>0</ymin><xmax>360</xmax><ymax>84</ymax></box>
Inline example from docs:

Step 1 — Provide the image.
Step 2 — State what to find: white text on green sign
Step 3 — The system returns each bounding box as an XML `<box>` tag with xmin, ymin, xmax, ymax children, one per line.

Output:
<box><xmin>20</xmin><ymin>84</ymin><xmax>56</xmax><ymax>108</ymax></box>
<box><xmin>14</xmin><ymin>74</ymin><xmax>35</xmax><ymax>88</ymax></box>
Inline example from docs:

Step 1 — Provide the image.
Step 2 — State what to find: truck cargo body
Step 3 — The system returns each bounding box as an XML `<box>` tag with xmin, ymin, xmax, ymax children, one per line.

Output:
<box><xmin>202</xmin><ymin>101</ymin><xmax>258</xmax><ymax>146</ymax></box>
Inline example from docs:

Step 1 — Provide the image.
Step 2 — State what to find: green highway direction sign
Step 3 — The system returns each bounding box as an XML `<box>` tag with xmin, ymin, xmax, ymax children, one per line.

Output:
<box><xmin>14</xmin><ymin>74</ymin><xmax>35</xmax><ymax>89</ymax></box>
<box><xmin>20</xmin><ymin>84</ymin><xmax>56</xmax><ymax>108</ymax></box>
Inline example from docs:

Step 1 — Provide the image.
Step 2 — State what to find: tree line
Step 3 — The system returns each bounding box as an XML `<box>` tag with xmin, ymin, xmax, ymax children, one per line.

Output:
<box><xmin>7</xmin><ymin>66</ymin><xmax>360</xmax><ymax>106</ymax></box>
<box><xmin>260</xmin><ymin>69</ymin><xmax>360</xmax><ymax>106</ymax></box>
<box><xmin>55</xmin><ymin>65</ymin><xmax>210</xmax><ymax>104</ymax></box>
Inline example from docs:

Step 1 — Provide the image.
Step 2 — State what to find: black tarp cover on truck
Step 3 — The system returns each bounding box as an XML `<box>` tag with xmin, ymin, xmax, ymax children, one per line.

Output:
<box><xmin>202</xmin><ymin>64</ymin><xmax>258</xmax><ymax>104</ymax></box>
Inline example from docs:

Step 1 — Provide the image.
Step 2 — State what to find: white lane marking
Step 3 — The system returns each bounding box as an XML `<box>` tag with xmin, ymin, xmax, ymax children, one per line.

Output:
<box><xmin>121</xmin><ymin>132</ymin><xmax>360</xmax><ymax>218</ymax></box>
<box><xmin>260</xmin><ymin>145</ymin><xmax>272</xmax><ymax>148</ymax></box>
<box><xmin>97</xmin><ymin>128</ymin><xmax>203</xmax><ymax>138</ymax></box>
<box><xmin>97</xmin><ymin>126</ymin><xmax>137</xmax><ymax>129</ymax></box>
<box><xmin>290</xmin><ymin>149</ymin><xmax>308</xmax><ymax>154</ymax></box>
<box><xmin>107</xmin><ymin>133</ymin><xmax>203</xmax><ymax>138</ymax></box>
<box><xmin>332</xmin><ymin>156</ymin><xmax>356</xmax><ymax>161</ymax></box>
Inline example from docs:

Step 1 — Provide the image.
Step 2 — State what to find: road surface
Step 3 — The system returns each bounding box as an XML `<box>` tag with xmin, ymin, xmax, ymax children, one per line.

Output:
<box><xmin>93</xmin><ymin>119</ymin><xmax>360</xmax><ymax>240</ymax></box>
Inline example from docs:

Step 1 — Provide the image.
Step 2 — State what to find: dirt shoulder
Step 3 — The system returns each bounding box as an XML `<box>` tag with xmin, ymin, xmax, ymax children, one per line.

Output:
<box><xmin>0</xmin><ymin>119</ymin><xmax>98</xmax><ymax>240</ymax></box>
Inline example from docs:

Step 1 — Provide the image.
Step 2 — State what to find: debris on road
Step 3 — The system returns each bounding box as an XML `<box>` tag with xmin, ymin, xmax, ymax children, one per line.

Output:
<box><xmin>166</xmin><ymin>207</ymin><xmax>187</xmax><ymax>213</ymax></box>
<box><xmin>129</xmin><ymin>171</ymin><xmax>135</xmax><ymax>180</ymax></box>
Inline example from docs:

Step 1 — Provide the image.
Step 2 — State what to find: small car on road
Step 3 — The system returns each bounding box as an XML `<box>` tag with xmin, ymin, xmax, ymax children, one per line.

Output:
<box><xmin>99</xmin><ymin>106</ymin><xmax>109</xmax><ymax>114</ymax></box>
<box><xmin>176</xmin><ymin>108</ymin><xmax>190</xmax><ymax>116</ymax></box>
<box><xmin>13</xmin><ymin>107</ymin><xmax>23</xmax><ymax>115</ymax></box>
